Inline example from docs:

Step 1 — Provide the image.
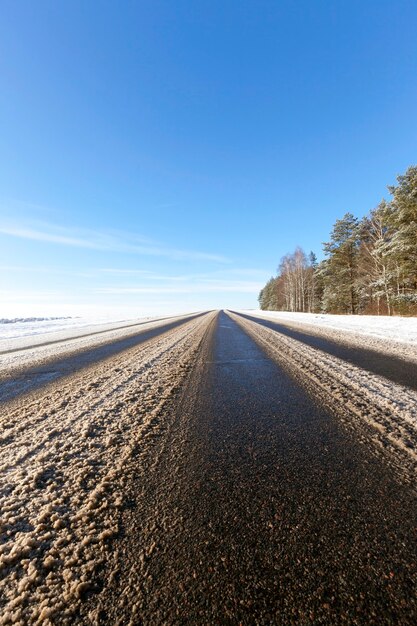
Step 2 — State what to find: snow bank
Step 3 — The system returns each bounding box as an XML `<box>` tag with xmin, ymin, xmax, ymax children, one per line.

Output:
<box><xmin>0</xmin><ymin>316</ymin><xmax>141</xmax><ymax>346</ymax></box>
<box><xmin>0</xmin><ymin>314</ymin><xmax>185</xmax><ymax>372</ymax></box>
<box><xmin>0</xmin><ymin>316</ymin><xmax>71</xmax><ymax>325</ymax></box>
<box><xmin>238</xmin><ymin>310</ymin><xmax>417</xmax><ymax>346</ymax></box>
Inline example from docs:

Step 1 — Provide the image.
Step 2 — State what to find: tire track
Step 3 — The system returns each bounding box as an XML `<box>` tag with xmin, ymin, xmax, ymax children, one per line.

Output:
<box><xmin>234</xmin><ymin>311</ymin><xmax>417</xmax><ymax>391</ymax></box>
<box><xmin>229</xmin><ymin>311</ymin><xmax>417</xmax><ymax>485</ymax></box>
<box><xmin>0</xmin><ymin>312</ymin><xmax>215</xmax><ymax>625</ymax></box>
<box><xmin>0</xmin><ymin>312</ymin><xmax>205</xmax><ymax>403</ymax></box>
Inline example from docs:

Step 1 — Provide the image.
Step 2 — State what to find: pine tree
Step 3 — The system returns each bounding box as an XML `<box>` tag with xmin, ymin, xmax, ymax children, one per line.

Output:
<box><xmin>388</xmin><ymin>166</ymin><xmax>417</xmax><ymax>313</ymax></box>
<box><xmin>258</xmin><ymin>277</ymin><xmax>280</xmax><ymax>310</ymax></box>
<box><xmin>322</xmin><ymin>213</ymin><xmax>360</xmax><ymax>313</ymax></box>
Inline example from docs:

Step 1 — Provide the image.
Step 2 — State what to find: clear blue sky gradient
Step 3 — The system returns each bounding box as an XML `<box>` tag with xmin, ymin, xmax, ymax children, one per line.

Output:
<box><xmin>1</xmin><ymin>1</ymin><xmax>416</xmax><ymax>316</ymax></box>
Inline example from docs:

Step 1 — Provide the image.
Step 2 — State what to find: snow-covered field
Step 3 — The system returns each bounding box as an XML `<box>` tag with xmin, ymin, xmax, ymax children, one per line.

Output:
<box><xmin>239</xmin><ymin>310</ymin><xmax>417</xmax><ymax>345</ymax></box>
<box><xmin>0</xmin><ymin>316</ymin><xmax>161</xmax><ymax>350</ymax></box>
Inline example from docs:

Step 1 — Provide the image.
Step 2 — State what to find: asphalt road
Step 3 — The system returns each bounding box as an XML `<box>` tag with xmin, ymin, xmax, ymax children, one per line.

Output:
<box><xmin>233</xmin><ymin>310</ymin><xmax>417</xmax><ymax>391</ymax></box>
<box><xmin>95</xmin><ymin>311</ymin><xmax>417</xmax><ymax>625</ymax></box>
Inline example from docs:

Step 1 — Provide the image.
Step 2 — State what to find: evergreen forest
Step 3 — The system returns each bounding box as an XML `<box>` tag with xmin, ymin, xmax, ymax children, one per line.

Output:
<box><xmin>258</xmin><ymin>165</ymin><xmax>417</xmax><ymax>316</ymax></box>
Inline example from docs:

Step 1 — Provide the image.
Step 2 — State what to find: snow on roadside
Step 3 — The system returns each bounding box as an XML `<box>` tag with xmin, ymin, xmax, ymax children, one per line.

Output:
<box><xmin>0</xmin><ymin>313</ymin><xmax>194</xmax><ymax>376</ymax></box>
<box><xmin>238</xmin><ymin>310</ymin><xmax>417</xmax><ymax>346</ymax></box>
<box><xmin>0</xmin><ymin>315</ymin><xmax>169</xmax><ymax>351</ymax></box>
<box><xmin>236</xmin><ymin>309</ymin><xmax>417</xmax><ymax>365</ymax></box>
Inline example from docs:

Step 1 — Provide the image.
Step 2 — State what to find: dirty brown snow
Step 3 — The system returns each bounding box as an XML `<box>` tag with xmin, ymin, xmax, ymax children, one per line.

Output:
<box><xmin>0</xmin><ymin>312</ymin><xmax>215</xmax><ymax>625</ymax></box>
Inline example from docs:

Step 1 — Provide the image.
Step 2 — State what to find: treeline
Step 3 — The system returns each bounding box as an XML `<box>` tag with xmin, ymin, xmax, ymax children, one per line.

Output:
<box><xmin>259</xmin><ymin>165</ymin><xmax>417</xmax><ymax>316</ymax></box>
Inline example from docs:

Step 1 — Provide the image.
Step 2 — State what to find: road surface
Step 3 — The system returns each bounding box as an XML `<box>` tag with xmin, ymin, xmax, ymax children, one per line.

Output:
<box><xmin>234</xmin><ymin>310</ymin><xmax>417</xmax><ymax>391</ymax></box>
<box><xmin>0</xmin><ymin>311</ymin><xmax>416</xmax><ymax>625</ymax></box>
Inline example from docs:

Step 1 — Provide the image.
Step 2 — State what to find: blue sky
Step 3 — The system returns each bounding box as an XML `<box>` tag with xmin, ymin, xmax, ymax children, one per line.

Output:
<box><xmin>1</xmin><ymin>1</ymin><xmax>416</xmax><ymax>317</ymax></box>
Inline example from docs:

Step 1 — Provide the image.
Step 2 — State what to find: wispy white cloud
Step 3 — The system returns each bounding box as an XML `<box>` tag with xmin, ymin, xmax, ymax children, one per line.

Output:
<box><xmin>97</xmin><ymin>268</ymin><xmax>270</xmax><ymax>280</ymax></box>
<box><xmin>0</xmin><ymin>220</ymin><xmax>229</xmax><ymax>263</ymax></box>
<box><xmin>97</xmin><ymin>268</ymin><xmax>154</xmax><ymax>275</ymax></box>
<box><xmin>0</xmin><ymin>289</ymin><xmax>68</xmax><ymax>302</ymax></box>
<box><xmin>0</xmin><ymin>265</ymin><xmax>98</xmax><ymax>279</ymax></box>
<box><xmin>0</xmin><ymin>226</ymin><xmax>107</xmax><ymax>250</ymax></box>
<box><xmin>95</xmin><ymin>279</ymin><xmax>263</xmax><ymax>295</ymax></box>
<box><xmin>0</xmin><ymin>265</ymin><xmax>269</xmax><ymax>284</ymax></box>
